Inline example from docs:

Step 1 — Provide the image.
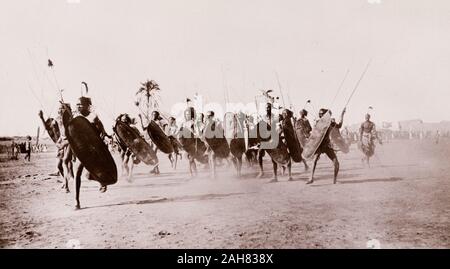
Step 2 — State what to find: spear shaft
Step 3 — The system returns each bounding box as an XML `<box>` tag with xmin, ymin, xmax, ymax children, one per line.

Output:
<box><xmin>345</xmin><ymin>59</ymin><xmax>372</xmax><ymax>108</ymax></box>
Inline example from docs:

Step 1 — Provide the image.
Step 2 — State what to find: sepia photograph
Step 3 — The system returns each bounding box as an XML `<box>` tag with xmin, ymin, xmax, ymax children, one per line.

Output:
<box><xmin>1</xmin><ymin>0</ymin><xmax>450</xmax><ymax>253</ymax></box>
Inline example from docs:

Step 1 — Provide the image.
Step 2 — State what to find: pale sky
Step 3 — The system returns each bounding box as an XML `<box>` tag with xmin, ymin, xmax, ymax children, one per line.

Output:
<box><xmin>1</xmin><ymin>0</ymin><xmax>449</xmax><ymax>136</ymax></box>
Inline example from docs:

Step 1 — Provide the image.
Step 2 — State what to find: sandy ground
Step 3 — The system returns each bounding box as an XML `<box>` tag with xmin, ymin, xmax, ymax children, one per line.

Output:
<box><xmin>1</xmin><ymin>138</ymin><xmax>450</xmax><ymax>249</ymax></box>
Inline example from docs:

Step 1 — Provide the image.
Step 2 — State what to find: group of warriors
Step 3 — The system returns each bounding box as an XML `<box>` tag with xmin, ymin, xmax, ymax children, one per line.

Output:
<box><xmin>38</xmin><ymin>85</ymin><xmax>382</xmax><ymax>210</ymax></box>
<box><xmin>6</xmin><ymin>138</ymin><xmax>33</xmax><ymax>161</ymax></box>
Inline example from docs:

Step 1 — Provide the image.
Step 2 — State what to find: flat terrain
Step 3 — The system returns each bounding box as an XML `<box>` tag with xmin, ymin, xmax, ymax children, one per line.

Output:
<box><xmin>1</xmin><ymin>139</ymin><xmax>450</xmax><ymax>248</ymax></box>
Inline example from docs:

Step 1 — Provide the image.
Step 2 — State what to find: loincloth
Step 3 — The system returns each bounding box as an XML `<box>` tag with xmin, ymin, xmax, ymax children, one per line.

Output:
<box><xmin>359</xmin><ymin>133</ymin><xmax>376</xmax><ymax>157</ymax></box>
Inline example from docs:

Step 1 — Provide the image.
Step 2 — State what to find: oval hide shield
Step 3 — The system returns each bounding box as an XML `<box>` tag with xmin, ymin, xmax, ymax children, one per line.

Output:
<box><xmin>223</xmin><ymin>112</ymin><xmax>246</xmax><ymax>158</ymax></box>
<box><xmin>147</xmin><ymin>121</ymin><xmax>174</xmax><ymax>154</ymax></box>
<box><xmin>302</xmin><ymin>111</ymin><xmax>332</xmax><ymax>159</ymax></box>
<box><xmin>204</xmin><ymin>121</ymin><xmax>230</xmax><ymax>159</ymax></box>
<box><xmin>114</xmin><ymin>121</ymin><xmax>158</xmax><ymax>165</ymax></box>
<box><xmin>282</xmin><ymin>118</ymin><xmax>303</xmax><ymax>162</ymax></box>
<box><xmin>330</xmin><ymin>127</ymin><xmax>350</xmax><ymax>153</ymax></box>
<box><xmin>255</xmin><ymin>122</ymin><xmax>290</xmax><ymax>165</ymax></box>
<box><xmin>44</xmin><ymin>118</ymin><xmax>61</xmax><ymax>144</ymax></box>
<box><xmin>67</xmin><ymin>116</ymin><xmax>117</xmax><ymax>186</ymax></box>
<box><xmin>178</xmin><ymin>127</ymin><xmax>208</xmax><ymax>164</ymax></box>
<box><xmin>265</xmin><ymin>136</ymin><xmax>291</xmax><ymax>165</ymax></box>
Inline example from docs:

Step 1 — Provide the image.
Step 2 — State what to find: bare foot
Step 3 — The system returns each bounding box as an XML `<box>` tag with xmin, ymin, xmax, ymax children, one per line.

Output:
<box><xmin>288</xmin><ymin>177</ymin><xmax>294</xmax><ymax>181</ymax></box>
<box><xmin>306</xmin><ymin>180</ymin><xmax>314</xmax><ymax>184</ymax></box>
<box><xmin>257</xmin><ymin>172</ymin><xmax>264</xmax><ymax>178</ymax></box>
<box><xmin>268</xmin><ymin>178</ymin><xmax>278</xmax><ymax>183</ymax></box>
<box><xmin>150</xmin><ymin>168</ymin><xmax>160</xmax><ymax>175</ymax></box>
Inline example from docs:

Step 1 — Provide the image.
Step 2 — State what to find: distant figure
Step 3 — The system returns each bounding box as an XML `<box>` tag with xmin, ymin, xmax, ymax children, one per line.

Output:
<box><xmin>25</xmin><ymin>136</ymin><xmax>32</xmax><ymax>162</ymax></box>
<box><xmin>435</xmin><ymin>130</ymin><xmax>441</xmax><ymax>144</ymax></box>
<box><xmin>10</xmin><ymin>141</ymin><xmax>18</xmax><ymax>160</ymax></box>
<box><xmin>359</xmin><ymin>114</ymin><xmax>380</xmax><ymax>166</ymax></box>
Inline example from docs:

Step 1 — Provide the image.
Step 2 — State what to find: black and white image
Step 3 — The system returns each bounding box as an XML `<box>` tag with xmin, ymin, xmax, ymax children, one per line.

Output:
<box><xmin>1</xmin><ymin>0</ymin><xmax>449</xmax><ymax>249</ymax></box>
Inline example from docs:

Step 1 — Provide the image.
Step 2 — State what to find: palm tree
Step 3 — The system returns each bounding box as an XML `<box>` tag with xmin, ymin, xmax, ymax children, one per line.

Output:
<box><xmin>135</xmin><ymin>79</ymin><xmax>161</xmax><ymax>120</ymax></box>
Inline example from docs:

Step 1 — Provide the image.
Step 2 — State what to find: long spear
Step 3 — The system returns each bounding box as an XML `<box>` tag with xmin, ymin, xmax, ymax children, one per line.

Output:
<box><xmin>344</xmin><ymin>59</ymin><xmax>372</xmax><ymax>108</ymax></box>
<box><xmin>287</xmin><ymin>89</ymin><xmax>293</xmax><ymax>111</ymax></box>
<box><xmin>275</xmin><ymin>71</ymin><xmax>286</xmax><ymax>108</ymax></box>
<box><xmin>329</xmin><ymin>68</ymin><xmax>350</xmax><ymax>107</ymax></box>
<box><xmin>47</xmin><ymin>58</ymin><xmax>64</xmax><ymax>103</ymax></box>
<box><xmin>36</xmin><ymin>126</ymin><xmax>40</xmax><ymax>147</ymax></box>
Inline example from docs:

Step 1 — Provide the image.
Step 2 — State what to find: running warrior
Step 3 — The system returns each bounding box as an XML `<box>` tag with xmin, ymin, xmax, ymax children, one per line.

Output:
<box><xmin>178</xmin><ymin>106</ymin><xmax>208</xmax><ymax>177</ymax></box>
<box><xmin>307</xmin><ymin>108</ymin><xmax>346</xmax><ymax>185</ymax></box>
<box><xmin>203</xmin><ymin>110</ymin><xmax>231</xmax><ymax>178</ymax></box>
<box><xmin>139</xmin><ymin>110</ymin><xmax>173</xmax><ymax>175</ymax></box>
<box><xmin>114</xmin><ymin>113</ymin><xmax>141</xmax><ymax>180</ymax></box>
<box><xmin>255</xmin><ymin>102</ymin><xmax>292</xmax><ymax>182</ymax></box>
<box><xmin>294</xmin><ymin>109</ymin><xmax>312</xmax><ymax>170</ymax></box>
<box><xmin>164</xmin><ymin>116</ymin><xmax>182</xmax><ymax>169</ymax></box>
<box><xmin>139</xmin><ymin>110</ymin><xmax>166</xmax><ymax>174</ymax></box>
<box><xmin>359</xmin><ymin>113</ymin><xmax>380</xmax><ymax>166</ymax></box>
<box><xmin>39</xmin><ymin>102</ymin><xmax>74</xmax><ymax>192</ymax></box>
<box><xmin>256</xmin><ymin>102</ymin><xmax>278</xmax><ymax>178</ymax></box>
<box><xmin>73</xmin><ymin>96</ymin><xmax>112</xmax><ymax>195</ymax></box>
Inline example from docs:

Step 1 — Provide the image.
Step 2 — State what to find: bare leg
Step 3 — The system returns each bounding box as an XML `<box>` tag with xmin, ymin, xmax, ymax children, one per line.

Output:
<box><xmin>120</xmin><ymin>151</ymin><xmax>126</xmax><ymax>176</ymax></box>
<box><xmin>62</xmin><ymin>148</ymin><xmax>73</xmax><ymax>193</ymax></box>
<box><xmin>231</xmin><ymin>156</ymin><xmax>237</xmax><ymax>169</ymax></box>
<box><xmin>68</xmin><ymin>153</ymin><xmax>74</xmax><ymax>179</ymax></box>
<box><xmin>332</xmin><ymin>157</ymin><xmax>339</xmax><ymax>184</ymax></box>
<box><xmin>257</xmin><ymin>149</ymin><xmax>264</xmax><ymax>178</ymax></box>
<box><xmin>174</xmin><ymin>153</ymin><xmax>178</xmax><ymax>170</ymax></box>
<box><xmin>287</xmin><ymin>160</ymin><xmax>293</xmax><ymax>181</ymax></box>
<box><xmin>237</xmin><ymin>156</ymin><xmax>242</xmax><ymax>178</ymax></box>
<box><xmin>57</xmin><ymin>158</ymin><xmax>64</xmax><ymax>177</ymax></box>
<box><xmin>168</xmin><ymin>153</ymin><xmax>174</xmax><ymax>168</ymax></box>
<box><xmin>209</xmin><ymin>151</ymin><xmax>216</xmax><ymax>179</ymax></box>
<box><xmin>150</xmin><ymin>165</ymin><xmax>160</xmax><ymax>174</ymax></box>
<box><xmin>74</xmin><ymin>162</ymin><xmax>83</xmax><ymax>210</ymax></box>
<box><xmin>188</xmin><ymin>155</ymin><xmax>197</xmax><ymax>177</ymax></box>
<box><xmin>128</xmin><ymin>158</ymin><xmax>134</xmax><ymax>182</ymax></box>
<box><xmin>231</xmin><ymin>156</ymin><xmax>238</xmax><ymax>175</ymax></box>
<box><xmin>303</xmin><ymin>159</ymin><xmax>309</xmax><ymax>171</ymax></box>
<box><xmin>307</xmin><ymin>153</ymin><xmax>320</xmax><ymax>184</ymax></box>
<box><xmin>123</xmin><ymin>154</ymin><xmax>130</xmax><ymax>178</ymax></box>
<box><xmin>226</xmin><ymin>157</ymin><xmax>232</xmax><ymax>167</ymax></box>
<box><xmin>268</xmin><ymin>159</ymin><xmax>278</xmax><ymax>183</ymax></box>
